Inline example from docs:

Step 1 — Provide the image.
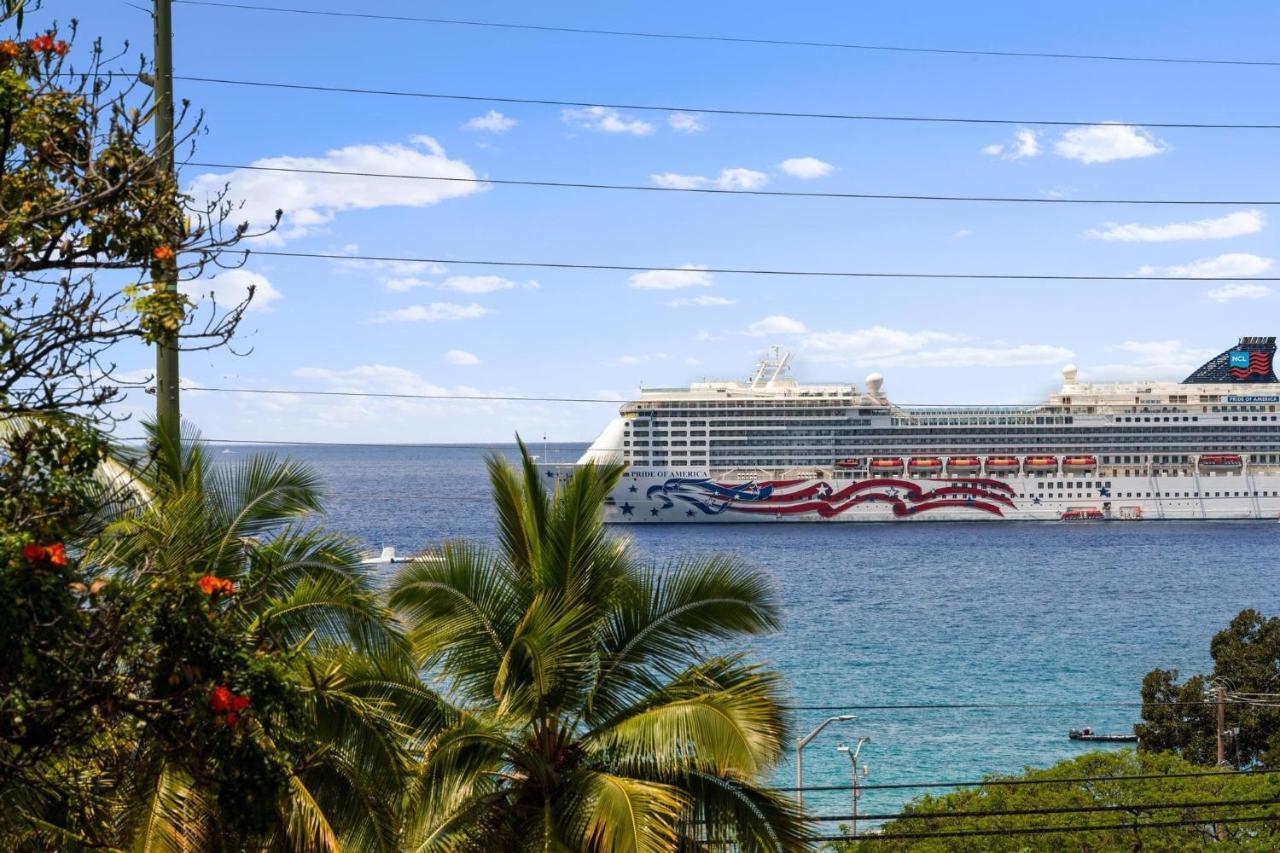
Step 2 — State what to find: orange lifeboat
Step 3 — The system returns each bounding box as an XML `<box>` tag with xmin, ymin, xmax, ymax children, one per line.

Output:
<box><xmin>869</xmin><ymin>457</ymin><xmax>904</xmax><ymax>473</ymax></box>
<box><xmin>834</xmin><ymin>458</ymin><xmax>862</xmax><ymax>469</ymax></box>
<box><xmin>946</xmin><ymin>456</ymin><xmax>982</xmax><ymax>474</ymax></box>
<box><xmin>985</xmin><ymin>456</ymin><xmax>1020</xmax><ymax>474</ymax></box>
<box><xmin>1062</xmin><ymin>455</ymin><xmax>1098</xmax><ymax>471</ymax></box>
<box><xmin>1199</xmin><ymin>453</ymin><xmax>1243</xmax><ymax>471</ymax></box>
<box><xmin>907</xmin><ymin>456</ymin><xmax>943</xmax><ymax>473</ymax></box>
<box><xmin>1061</xmin><ymin>508</ymin><xmax>1105</xmax><ymax>521</ymax></box>
<box><xmin>1023</xmin><ymin>456</ymin><xmax>1059</xmax><ymax>473</ymax></box>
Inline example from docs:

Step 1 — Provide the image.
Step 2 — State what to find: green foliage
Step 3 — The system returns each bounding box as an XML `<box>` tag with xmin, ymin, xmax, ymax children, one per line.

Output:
<box><xmin>390</xmin><ymin>439</ymin><xmax>811</xmax><ymax>852</ymax></box>
<box><xmin>0</xmin><ymin>422</ymin><xmax>437</xmax><ymax>851</ymax></box>
<box><xmin>1138</xmin><ymin>609</ymin><xmax>1280</xmax><ymax>768</ymax></box>
<box><xmin>829</xmin><ymin>750</ymin><xmax>1280</xmax><ymax>852</ymax></box>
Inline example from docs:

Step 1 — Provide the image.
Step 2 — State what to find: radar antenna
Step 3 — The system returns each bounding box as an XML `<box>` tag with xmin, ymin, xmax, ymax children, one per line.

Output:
<box><xmin>749</xmin><ymin>346</ymin><xmax>793</xmax><ymax>388</ymax></box>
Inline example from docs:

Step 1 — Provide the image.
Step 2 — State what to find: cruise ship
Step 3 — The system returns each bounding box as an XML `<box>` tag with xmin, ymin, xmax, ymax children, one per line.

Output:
<box><xmin>546</xmin><ymin>337</ymin><xmax>1280</xmax><ymax>522</ymax></box>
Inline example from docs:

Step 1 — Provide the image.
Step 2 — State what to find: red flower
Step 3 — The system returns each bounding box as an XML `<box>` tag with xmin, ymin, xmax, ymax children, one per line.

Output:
<box><xmin>0</xmin><ymin>40</ymin><xmax>18</xmax><ymax>58</ymax></box>
<box><xmin>209</xmin><ymin>685</ymin><xmax>250</xmax><ymax>728</ymax></box>
<box><xmin>27</xmin><ymin>34</ymin><xmax>53</xmax><ymax>53</ymax></box>
<box><xmin>152</xmin><ymin>246</ymin><xmax>175</xmax><ymax>262</ymax></box>
<box><xmin>209</xmin><ymin>685</ymin><xmax>234</xmax><ymax>713</ymax></box>
<box><xmin>197</xmin><ymin>574</ymin><xmax>234</xmax><ymax>595</ymax></box>
<box><xmin>22</xmin><ymin>542</ymin><xmax>66</xmax><ymax>565</ymax></box>
<box><xmin>52</xmin><ymin>41</ymin><xmax>68</xmax><ymax>56</ymax></box>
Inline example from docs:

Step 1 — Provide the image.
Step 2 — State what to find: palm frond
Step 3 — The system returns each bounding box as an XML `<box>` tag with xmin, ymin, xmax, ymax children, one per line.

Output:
<box><xmin>281</xmin><ymin>774</ymin><xmax>342</xmax><ymax>853</ymax></box>
<box><xmin>561</xmin><ymin>770</ymin><xmax>685</xmax><ymax>853</ymax></box>
<box><xmin>206</xmin><ymin>452</ymin><xmax>325</xmax><ymax>547</ymax></box>
<box><xmin>587</xmin><ymin>556</ymin><xmax>782</xmax><ymax>722</ymax></box>
<box><xmin>254</xmin><ymin>572</ymin><xmax>402</xmax><ymax>654</ymax></box>
<box><xmin>674</xmin><ymin>771</ymin><xmax>813</xmax><ymax>853</ymax></box>
<box><xmin>588</xmin><ymin>658</ymin><xmax>791</xmax><ymax>777</ymax></box>
<box><xmin>123</xmin><ymin>761</ymin><xmax>211</xmax><ymax>853</ymax></box>
<box><xmin>389</xmin><ymin>541</ymin><xmax>525</xmax><ymax>701</ymax></box>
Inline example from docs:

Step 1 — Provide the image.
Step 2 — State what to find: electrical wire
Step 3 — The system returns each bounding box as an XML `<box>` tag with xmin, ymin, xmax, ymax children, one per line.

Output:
<box><xmin>248</xmin><ymin>249</ymin><xmax>1280</xmax><ymax>282</ymax></box>
<box><xmin>776</xmin><ymin>768</ymin><xmax>1280</xmax><ymax>793</ymax></box>
<box><xmin>170</xmin><ymin>74</ymin><xmax>1280</xmax><ymax>130</ymax></box>
<box><xmin>181</xmin><ymin>161</ymin><xmax>1280</xmax><ymax>207</ymax></box>
<box><xmin>814</xmin><ymin>812</ymin><xmax>1280</xmax><ymax>842</ymax></box>
<box><xmin>174</xmin><ymin>386</ymin><xmax>621</xmax><ymax>404</ymax></box>
<box><xmin>812</xmin><ymin>796</ymin><xmax>1280</xmax><ymax>822</ymax></box>
<box><xmin>171</xmin><ymin>1</ymin><xmax>1280</xmax><ymax>69</ymax></box>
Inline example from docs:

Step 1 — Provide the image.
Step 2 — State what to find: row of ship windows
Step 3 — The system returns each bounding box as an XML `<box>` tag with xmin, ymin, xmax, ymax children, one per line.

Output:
<box><xmin>627</xmin><ymin>424</ymin><xmax>1280</xmax><ymax>436</ymax></box>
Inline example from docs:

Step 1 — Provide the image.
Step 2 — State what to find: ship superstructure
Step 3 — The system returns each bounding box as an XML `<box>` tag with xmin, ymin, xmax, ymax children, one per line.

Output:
<box><xmin>550</xmin><ymin>338</ymin><xmax>1280</xmax><ymax>522</ymax></box>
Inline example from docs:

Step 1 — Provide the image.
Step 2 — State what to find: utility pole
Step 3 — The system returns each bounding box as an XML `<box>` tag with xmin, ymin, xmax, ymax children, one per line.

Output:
<box><xmin>153</xmin><ymin>0</ymin><xmax>180</xmax><ymax>444</ymax></box>
<box><xmin>1216</xmin><ymin>683</ymin><xmax>1227</xmax><ymax>767</ymax></box>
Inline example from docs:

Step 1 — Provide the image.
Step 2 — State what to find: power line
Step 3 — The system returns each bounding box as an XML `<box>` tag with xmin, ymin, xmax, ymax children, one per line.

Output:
<box><xmin>249</xmin><ymin>249</ymin><xmax>1280</xmax><ymax>282</ymax></box>
<box><xmin>171</xmin><ymin>74</ymin><xmax>1280</xmax><ymax>130</ymax></box>
<box><xmin>779</xmin><ymin>767</ymin><xmax>1280</xmax><ymax>793</ymax></box>
<box><xmin>172</xmin><ymin>386</ymin><xmax>620</xmax><ymax>404</ymax></box>
<box><xmin>172</xmin><ymin>0</ymin><xmax>1280</xmax><ymax>69</ymax></box>
<box><xmin>815</xmin><ymin>813</ymin><xmax>1280</xmax><ymax>842</ymax></box>
<box><xmin>813</xmin><ymin>796</ymin><xmax>1280</xmax><ymax>822</ymax></box>
<box><xmin>182</xmin><ymin>161</ymin><xmax>1280</xmax><ymax>207</ymax></box>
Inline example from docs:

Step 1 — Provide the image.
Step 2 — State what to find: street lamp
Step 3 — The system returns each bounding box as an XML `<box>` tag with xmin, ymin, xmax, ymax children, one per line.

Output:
<box><xmin>795</xmin><ymin>714</ymin><xmax>854</xmax><ymax>806</ymax></box>
<box><xmin>837</xmin><ymin>737</ymin><xmax>871</xmax><ymax>838</ymax></box>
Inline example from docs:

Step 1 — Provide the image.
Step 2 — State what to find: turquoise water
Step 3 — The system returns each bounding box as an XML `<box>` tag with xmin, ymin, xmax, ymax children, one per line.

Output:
<box><xmin>223</xmin><ymin>442</ymin><xmax>1280</xmax><ymax>822</ymax></box>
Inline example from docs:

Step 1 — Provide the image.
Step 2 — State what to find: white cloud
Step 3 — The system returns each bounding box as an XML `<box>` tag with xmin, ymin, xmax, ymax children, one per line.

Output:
<box><xmin>1083</xmin><ymin>340</ymin><xmax>1216</xmax><ymax>380</ymax></box>
<box><xmin>1206</xmin><ymin>282</ymin><xmax>1272</xmax><ymax>303</ymax></box>
<box><xmin>628</xmin><ymin>265</ymin><xmax>712</xmax><ymax>290</ymax></box>
<box><xmin>799</xmin><ymin>326</ymin><xmax>1070</xmax><ymax>368</ymax></box>
<box><xmin>384</xmin><ymin>275</ymin><xmax>537</xmax><ymax>293</ymax></box>
<box><xmin>384</xmin><ymin>277</ymin><xmax>433</xmax><ymax>292</ymax></box>
<box><xmin>746</xmin><ymin>315</ymin><xmax>808</xmax><ymax>336</ymax></box>
<box><xmin>779</xmin><ymin>157</ymin><xmax>834</xmax><ymax>179</ymax></box>
<box><xmin>650</xmin><ymin>168</ymin><xmax>769</xmax><ymax>191</ymax></box>
<box><xmin>462</xmin><ymin>110</ymin><xmax>517</xmax><ymax>133</ymax></box>
<box><xmin>438</xmin><ymin>275</ymin><xmax>538</xmax><ymax>293</ymax></box>
<box><xmin>1087</xmin><ymin>210</ymin><xmax>1264</xmax><ymax>242</ymax></box>
<box><xmin>1054</xmin><ymin>123</ymin><xmax>1169</xmax><ymax>164</ymax></box>
<box><xmin>182</xmin><ymin>269</ymin><xmax>281</xmax><ymax>311</ymax></box>
<box><xmin>983</xmin><ymin>129</ymin><xmax>1040</xmax><ymax>160</ymax></box>
<box><xmin>668</xmin><ymin>112</ymin><xmax>706</xmax><ymax>133</ymax></box>
<box><xmin>186</xmin><ymin>137</ymin><xmax>483</xmax><ymax>243</ymax></box>
<box><xmin>445</xmin><ymin>349</ymin><xmax>481</xmax><ymax>365</ymax></box>
<box><xmin>370</xmin><ymin>302</ymin><xmax>490</xmax><ymax>323</ymax></box>
<box><xmin>1135</xmin><ymin>252</ymin><xmax>1274</xmax><ymax>278</ymax></box>
<box><xmin>603</xmin><ymin>353</ymin><xmax>670</xmax><ymax>367</ymax></box>
<box><xmin>561</xmin><ymin>106</ymin><xmax>654</xmax><ymax>135</ymax></box>
<box><xmin>668</xmin><ymin>295</ymin><xmax>736</xmax><ymax>307</ymax></box>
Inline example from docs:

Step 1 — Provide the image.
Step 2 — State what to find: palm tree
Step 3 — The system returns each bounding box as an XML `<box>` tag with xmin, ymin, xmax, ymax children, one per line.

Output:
<box><xmin>391</xmin><ymin>440</ymin><xmax>810</xmax><ymax>852</ymax></box>
<box><xmin>7</xmin><ymin>421</ymin><xmax>448</xmax><ymax>852</ymax></box>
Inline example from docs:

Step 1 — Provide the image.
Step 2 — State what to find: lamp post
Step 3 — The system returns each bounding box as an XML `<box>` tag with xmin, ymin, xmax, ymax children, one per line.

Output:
<box><xmin>837</xmin><ymin>737</ymin><xmax>871</xmax><ymax>839</ymax></box>
<box><xmin>794</xmin><ymin>714</ymin><xmax>854</xmax><ymax>806</ymax></box>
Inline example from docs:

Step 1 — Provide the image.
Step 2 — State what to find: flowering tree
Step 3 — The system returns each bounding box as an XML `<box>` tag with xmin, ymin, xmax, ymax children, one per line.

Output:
<box><xmin>0</xmin><ymin>0</ymin><xmax>277</xmax><ymax>421</ymax></box>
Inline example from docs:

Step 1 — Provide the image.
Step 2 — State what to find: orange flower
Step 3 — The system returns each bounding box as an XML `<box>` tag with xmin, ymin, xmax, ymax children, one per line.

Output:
<box><xmin>152</xmin><ymin>246</ymin><xmax>175</xmax><ymax>262</ymax></box>
<box><xmin>53</xmin><ymin>41</ymin><xmax>68</xmax><ymax>56</ymax></box>
<box><xmin>197</xmin><ymin>574</ymin><xmax>234</xmax><ymax>595</ymax></box>
<box><xmin>0</xmin><ymin>40</ymin><xmax>18</xmax><ymax>58</ymax></box>
<box><xmin>209</xmin><ymin>685</ymin><xmax>250</xmax><ymax>728</ymax></box>
<box><xmin>27</xmin><ymin>34</ymin><xmax>53</xmax><ymax>53</ymax></box>
<box><xmin>22</xmin><ymin>542</ymin><xmax>66</xmax><ymax>565</ymax></box>
<box><xmin>210</xmin><ymin>684</ymin><xmax>234</xmax><ymax>713</ymax></box>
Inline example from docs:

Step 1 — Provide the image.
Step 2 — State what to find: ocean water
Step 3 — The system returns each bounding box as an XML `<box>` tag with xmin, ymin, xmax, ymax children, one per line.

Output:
<box><xmin>222</xmin><ymin>442</ymin><xmax>1280</xmax><ymax>821</ymax></box>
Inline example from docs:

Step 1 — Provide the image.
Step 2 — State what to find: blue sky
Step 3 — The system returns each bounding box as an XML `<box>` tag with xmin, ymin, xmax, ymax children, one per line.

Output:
<box><xmin>48</xmin><ymin>1</ymin><xmax>1280</xmax><ymax>441</ymax></box>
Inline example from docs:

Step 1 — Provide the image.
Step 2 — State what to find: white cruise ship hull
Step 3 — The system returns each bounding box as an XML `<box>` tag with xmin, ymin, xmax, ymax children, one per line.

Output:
<box><xmin>599</xmin><ymin>469</ymin><xmax>1280</xmax><ymax>523</ymax></box>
